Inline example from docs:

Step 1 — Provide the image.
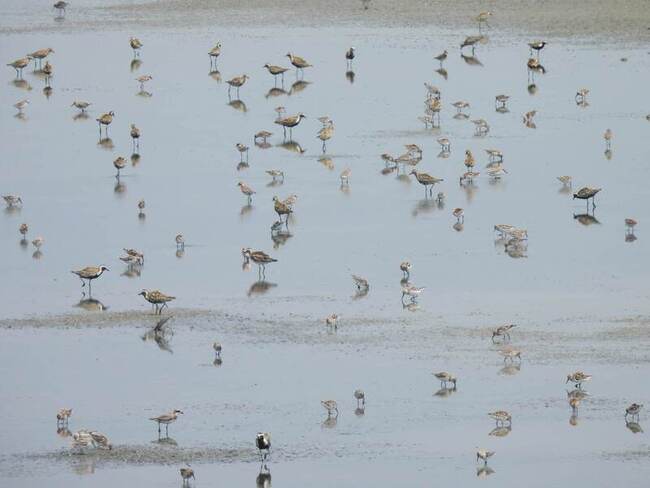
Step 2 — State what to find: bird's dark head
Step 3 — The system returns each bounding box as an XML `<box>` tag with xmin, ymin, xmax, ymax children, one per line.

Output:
<box><xmin>298</xmin><ymin>113</ymin><xmax>306</xmax><ymax>119</ymax></box>
<box><xmin>263</xmin><ymin>63</ymin><xmax>270</xmax><ymax>68</ymax></box>
<box><xmin>138</xmin><ymin>290</ymin><xmax>147</xmax><ymax>297</ymax></box>
<box><xmin>286</xmin><ymin>53</ymin><xmax>292</xmax><ymax>58</ymax></box>
<box><xmin>566</xmin><ymin>375</ymin><xmax>572</xmax><ymax>383</ymax></box>
<box><xmin>572</xmin><ymin>193</ymin><xmax>577</xmax><ymax>199</ymax></box>
<box><xmin>100</xmin><ymin>265</ymin><xmax>109</xmax><ymax>272</ymax></box>
<box><xmin>174</xmin><ymin>409</ymin><xmax>184</xmax><ymax>415</ymax></box>
<box><xmin>409</xmin><ymin>170</ymin><xmax>417</xmax><ymax>176</ymax></box>
<box><xmin>109</xmin><ymin>111</ymin><xmax>115</xmax><ymax>116</ymax></box>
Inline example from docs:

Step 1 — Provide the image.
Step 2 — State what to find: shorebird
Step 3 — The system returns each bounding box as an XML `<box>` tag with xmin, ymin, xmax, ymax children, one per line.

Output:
<box><xmin>71</xmin><ymin>266</ymin><xmax>109</xmax><ymax>292</ymax></box>
<box><xmin>400</xmin><ymin>261</ymin><xmax>411</xmax><ymax>279</ymax></box>
<box><xmin>321</xmin><ymin>400</ymin><xmax>339</xmax><ymax>417</ymax></box>
<box><xmin>275</xmin><ymin>113</ymin><xmax>306</xmax><ymax>139</ymax></box>
<box><xmin>88</xmin><ymin>431</ymin><xmax>112</xmax><ymax>450</ymax></box>
<box><xmin>437</xmin><ymin>137</ymin><xmax>451</xmax><ymax>152</ymax></box>
<box><xmin>527</xmin><ymin>57</ymin><xmax>545</xmax><ymax>73</ymax></box>
<box><xmin>566</xmin><ymin>371</ymin><xmax>592</xmax><ymax>389</ymax></box>
<box><xmin>557</xmin><ymin>175</ymin><xmax>572</xmax><ymax>186</ymax></box>
<box><xmin>325</xmin><ymin>313</ymin><xmax>339</xmax><ymax>328</ymax></box>
<box><xmin>626</xmin><ymin>403</ymin><xmax>643</xmax><ymax>420</ymax></box>
<box><xmin>7</xmin><ymin>57</ymin><xmax>29</xmax><ymax>78</ymax></box>
<box><xmin>453</xmin><ymin>208</ymin><xmax>464</xmax><ymax>223</ymax></box>
<box><xmin>150</xmin><ymin>409</ymin><xmax>183</xmax><ymax>436</ymax></box>
<box><xmin>113</xmin><ymin>156</ymin><xmax>126</xmax><ymax>176</ymax></box>
<box><xmin>130</xmin><ymin>37</ymin><xmax>143</xmax><ymax>56</ymax></box>
<box><xmin>575</xmin><ymin>88</ymin><xmax>589</xmax><ymax>104</ymax></box>
<box><xmin>71</xmin><ymin>430</ymin><xmax>95</xmax><ymax>449</ymax></box>
<box><xmin>528</xmin><ymin>40</ymin><xmax>547</xmax><ymax>56</ymax></box>
<box><xmin>135</xmin><ymin>75</ymin><xmax>152</xmax><ymax>91</ymax></box>
<box><xmin>492</xmin><ymin>324</ymin><xmax>516</xmax><ymax>341</ymax></box>
<box><xmin>237</xmin><ymin>182</ymin><xmax>255</xmax><ymax>202</ymax></box>
<box><xmin>123</xmin><ymin>248</ymin><xmax>144</xmax><ymax>264</ymax></box>
<box><xmin>352</xmin><ymin>274</ymin><xmax>369</xmax><ymax>290</ymax></box>
<box><xmin>13</xmin><ymin>99</ymin><xmax>29</xmax><ymax>114</ymax></box>
<box><xmin>28</xmin><ymin>48</ymin><xmax>54</xmax><ymax>68</ymax></box>
<box><xmin>227</xmin><ymin>74</ymin><xmax>249</xmax><ymax>97</ymax></box>
<box><xmin>53</xmin><ymin>1</ymin><xmax>68</xmax><ymax>15</ymax></box>
<box><xmin>402</xmin><ymin>284</ymin><xmax>424</xmax><ymax>302</ymax></box>
<box><xmin>283</xmin><ymin>194</ymin><xmax>298</xmax><ymax>207</ymax></box>
<box><xmin>138</xmin><ymin>199</ymin><xmax>146</xmax><ymax>213</ymax></box>
<box><xmin>461</xmin><ymin>35</ymin><xmax>482</xmax><ymax>51</ymax></box>
<box><xmin>3</xmin><ymin>195</ymin><xmax>23</xmax><ymax>207</ymax></box>
<box><xmin>273</xmin><ymin>196</ymin><xmax>293</xmax><ymax>222</ymax></box>
<box><xmin>255</xmin><ymin>432</ymin><xmax>272</xmax><ymax>462</ymax></box>
<box><xmin>140</xmin><ymin>290</ymin><xmax>176</xmax><ymax>314</ymax></box>
<box><xmin>57</xmin><ymin>408</ymin><xmax>73</xmax><ymax>424</ymax></box>
<box><xmin>410</xmin><ymin>170</ymin><xmax>443</xmax><ymax>196</ymax></box>
<box><xmin>495</xmin><ymin>94</ymin><xmax>509</xmax><ymax>109</ymax></box>
<box><xmin>130</xmin><ymin>124</ymin><xmax>140</xmax><ymax>148</ymax></box>
<box><xmin>569</xmin><ymin>397</ymin><xmax>581</xmax><ymax>413</ymax></box>
<box><xmin>603</xmin><ymin>128</ymin><xmax>613</xmax><ymax>148</ymax></box>
<box><xmin>485</xmin><ymin>149</ymin><xmax>503</xmax><ymax>163</ymax></box>
<box><xmin>71</xmin><ymin>100</ymin><xmax>91</xmax><ymax>113</ymax></box>
<box><xmin>266</xmin><ymin>169</ymin><xmax>284</xmax><ymax>181</ymax></box>
<box><xmin>208</xmin><ymin>43</ymin><xmax>221</xmax><ymax>67</ymax></box>
<box><xmin>32</xmin><ymin>236</ymin><xmax>44</xmax><ymax>250</ymax></box>
<box><xmin>180</xmin><ymin>467</ymin><xmax>195</xmax><ymax>485</ymax></box>
<box><xmin>499</xmin><ymin>348</ymin><xmax>522</xmax><ymax>362</ymax></box>
<box><xmin>476</xmin><ymin>11</ymin><xmax>492</xmax><ymax>27</ymax></box>
<box><xmin>213</xmin><ymin>341</ymin><xmax>222</xmax><ymax>357</ymax></box>
<box><xmin>573</xmin><ymin>187</ymin><xmax>601</xmax><ymax>207</ymax></box>
<box><xmin>433</xmin><ymin>371</ymin><xmax>457</xmax><ymax>387</ymax></box>
<box><xmin>340</xmin><ymin>168</ymin><xmax>351</xmax><ymax>186</ymax></box>
<box><xmin>286</xmin><ymin>53</ymin><xmax>312</xmax><ymax>74</ymax></box>
<box><xmin>523</xmin><ymin>110</ymin><xmax>537</xmax><ymax>127</ymax></box>
<box><xmin>42</xmin><ymin>61</ymin><xmax>53</xmax><ymax>85</ymax></box>
<box><xmin>19</xmin><ymin>223</ymin><xmax>28</xmax><ymax>238</ymax></box>
<box><xmin>488</xmin><ymin>411</ymin><xmax>511</xmax><ymax>425</ymax></box>
<box><xmin>345</xmin><ymin>47</ymin><xmax>355</xmax><ymax>68</ymax></box>
<box><xmin>472</xmin><ymin>119</ymin><xmax>490</xmax><ymax>135</ymax></box>
<box><xmin>317</xmin><ymin>123</ymin><xmax>334</xmax><ymax>152</ymax></box>
<box><xmin>353</xmin><ymin>389</ymin><xmax>366</xmax><ymax>407</ymax></box>
<box><xmin>625</xmin><ymin>218</ymin><xmax>638</xmax><ymax>232</ymax></box>
<box><xmin>477</xmin><ymin>448</ymin><xmax>495</xmax><ymax>465</ymax></box>
<box><xmin>96</xmin><ymin>111</ymin><xmax>114</xmax><ymax>136</ymax></box>
<box><xmin>242</xmin><ymin>248</ymin><xmax>277</xmax><ymax>276</ymax></box>
<box><xmin>464</xmin><ymin>150</ymin><xmax>475</xmax><ymax>170</ymax></box>
<box><xmin>424</xmin><ymin>83</ymin><xmax>441</xmax><ymax>100</ymax></box>
<box><xmin>452</xmin><ymin>100</ymin><xmax>470</xmax><ymax>113</ymax></box>
<box><xmin>255</xmin><ymin>130</ymin><xmax>273</xmax><ymax>143</ymax></box>
<box><xmin>434</xmin><ymin>49</ymin><xmax>448</xmax><ymax>64</ymax></box>
<box><xmin>175</xmin><ymin>234</ymin><xmax>185</xmax><ymax>249</ymax></box>
<box><xmin>235</xmin><ymin>143</ymin><xmax>249</xmax><ymax>162</ymax></box>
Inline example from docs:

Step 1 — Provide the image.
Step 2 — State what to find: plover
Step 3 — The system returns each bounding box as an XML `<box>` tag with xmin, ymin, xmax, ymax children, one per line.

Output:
<box><xmin>464</xmin><ymin>150</ymin><xmax>475</xmax><ymax>169</ymax></box>
<box><xmin>32</xmin><ymin>236</ymin><xmax>44</xmax><ymax>250</ymax></box>
<box><xmin>286</xmin><ymin>53</ymin><xmax>312</xmax><ymax>74</ymax></box>
<box><xmin>255</xmin><ymin>130</ymin><xmax>272</xmax><ymax>143</ymax></box>
<box><xmin>527</xmin><ymin>58</ymin><xmax>545</xmax><ymax>73</ymax></box>
<box><xmin>175</xmin><ymin>234</ymin><xmax>185</xmax><ymax>249</ymax></box>
<box><xmin>71</xmin><ymin>100</ymin><xmax>91</xmax><ymax>112</ymax></box>
<box><xmin>340</xmin><ymin>168</ymin><xmax>351</xmax><ymax>185</ymax></box>
<box><xmin>433</xmin><ymin>371</ymin><xmax>457</xmax><ymax>387</ymax></box>
<box><xmin>273</xmin><ymin>196</ymin><xmax>293</xmax><ymax>222</ymax></box>
<box><xmin>461</xmin><ymin>35</ymin><xmax>482</xmax><ymax>51</ymax></box>
<box><xmin>434</xmin><ymin>49</ymin><xmax>448</xmax><ymax>64</ymax></box>
<box><xmin>150</xmin><ymin>409</ymin><xmax>183</xmax><ymax>436</ymax></box>
<box><xmin>452</xmin><ymin>100</ymin><xmax>470</xmax><ymax>113</ymax></box>
<box><xmin>400</xmin><ymin>261</ymin><xmax>411</xmax><ymax>279</ymax></box>
<box><xmin>209</xmin><ymin>43</ymin><xmax>221</xmax><ymax>68</ymax></box>
<box><xmin>213</xmin><ymin>341</ymin><xmax>222</xmax><ymax>356</ymax></box>
<box><xmin>472</xmin><ymin>119</ymin><xmax>489</xmax><ymax>135</ymax></box>
<box><xmin>275</xmin><ymin>113</ymin><xmax>306</xmax><ymax>139</ymax></box>
<box><xmin>42</xmin><ymin>61</ymin><xmax>53</xmax><ymax>85</ymax></box>
<box><xmin>573</xmin><ymin>187</ymin><xmax>601</xmax><ymax>207</ymax></box>
<box><xmin>71</xmin><ymin>265</ymin><xmax>109</xmax><ymax>292</ymax></box>
<box><xmin>237</xmin><ymin>182</ymin><xmax>255</xmax><ymax>202</ymax></box>
<box><xmin>57</xmin><ymin>408</ymin><xmax>73</xmax><ymax>424</ymax></box>
<box><xmin>140</xmin><ymin>290</ymin><xmax>176</xmax><ymax>314</ymax></box>
<box><xmin>575</xmin><ymin>88</ymin><xmax>589</xmax><ymax>104</ymax></box>
<box><xmin>113</xmin><ymin>156</ymin><xmax>126</xmax><ymax>176</ymax></box>
<box><xmin>256</xmin><ymin>432</ymin><xmax>271</xmax><ymax>461</ymax></box>
<box><xmin>453</xmin><ymin>207</ymin><xmax>464</xmax><ymax>222</ymax></box>
<box><xmin>130</xmin><ymin>37</ymin><xmax>143</xmax><ymax>56</ymax></box>
<box><xmin>7</xmin><ymin>57</ymin><xmax>29</xmax><ymax>78</ymax></box>
<box><xmin>528</xmin><ymin>40</ymin><xmax>547</xmax><ymax>56</ymax></box>
<box><xmin>321</xmin><ymin>400</ymin><xmax>339</xmax><ymax>417</ymax></box>
<box><xmin>19</xmin><ymin>223</ymin><xmax>28</xmax><ymax>237</ymax></box>
<box><xmin>180</xmin><ymin>467</ymin><xmax>195</xmax><ymax>485</ymax></box>
<box><xmin>235</xmin><ymin>143</ymin><xmax>249</xmax><ymax>162</ymax></box>
<box><xmin>488</xmin><ymin>411</ymin><xmax>511</xmax><ymax>425</ymax></box>
<box><xmin>437</xmin><ymin>137</ymin><xmax>451</xmax><ymax>152</ymax></box>
<box><xmin>625</xmin><ymin>403</ymin><xmax>643</xmax><ymax>419</ymax></box>
<box><xmin>96</xmin><ymin>111</ymin><xmax>115</xmax><ymax>136</ymax></box>
<box><xmin>317</xmin><ymin>123</ymin><xmax>334</xmax><ymax>152</ymax></box>
<box><xmin>123</xmin><ymin>248</ymin><xmax>144</xmax><ymax>264</ymax></box>
<box><xmin>345</xmin><ymin>47</ymin><xmax>355</xmax><ymax>68</ymax></box>
<box><xmin>242</xmin><ymin>248</ymin><xmax>277</xmax><ymax>275</ymax></box>
<box><xmin>53</xmin><ymin>1</ymin><xmax>68</xmax><ymax>15</ymax></box>
<box><xmin>410</xmin><ymin>170</ymin><xmax>443</xmax><ymax>196</ymax></box>
<box><xmin>557</xmin><ymin>175</ymin><xmax>572</xmax><ymax>186</ymax></box>
<box><xmin>523</xmin><ymin>110</ymin><xmax>537</xmax><ymax>127</ymax></box>
<box><xmin>13</xmin><ymin>99</ymin><xmax>29</xmax><ymax>114</ymax></box>
<box><xmin>28</xmin><ymin>47</ymin><xmax>54</xmax><ymax>68</ymax></box>
<box><xmin>566</xmin><ymin>371</ymin><xmax>592</xmax><ymax>389</ymax></box>
<box><xmin>130</xmin><ymin>124</ymin><xmax>140</xmax><ymax>148</ymax></box>
<box><xmin>227</xmin><ymin>74</ymin><xmax>249</xmax><ymax>97</ymax></box>
<box><xmin>495</xmin><ymin>94</ymin><xmax>509</xmax><ymax>109</ymax></box>
<box><xmin>89</xmin><ymin>431</ymin><xmax>112</xmax><ymax>450</ymax></box>
<box><xmin>499</xmin><ymin>348</ymin><xmax>522</xmax><ymax>362</ymax></box>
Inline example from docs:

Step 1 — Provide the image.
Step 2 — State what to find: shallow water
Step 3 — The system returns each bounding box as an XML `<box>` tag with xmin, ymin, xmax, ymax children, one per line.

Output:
<box><xmin>1</xmin><ymin>2</ymin><xmax>650</xmax><ymax>487</ymax></box>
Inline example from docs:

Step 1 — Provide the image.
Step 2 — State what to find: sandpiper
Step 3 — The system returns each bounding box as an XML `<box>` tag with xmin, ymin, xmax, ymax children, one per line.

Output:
<box><xmin>528</xmin><ymin>40</ymin><xmax>547</xmax><ymax>56</ymax></box>
<box><xmin>325</xmin><ymin>313</ymin><xmax>339</xmax><ymax>328</ymax></box>
<box><xmin>499</xmin><ymin>348</ymin><xmax>522</xmax><ymax>362</ymax></box>
<box><xmin>573</xmin><ymin>187</ymin><xmax>601</xmax><ymax>207</ymax></box>
<box><xmin>410</xmin><ymin>170</ymin><xmax>443</xmax><ymax>196</ymax></box>
<box><xmin>208</xmin><ymin>43</ymin><xmax>221</xmax><ymax>68</ymax></box>
<box><xmin>352</xmin><ymin>274</ymin><xmax>369</xmax><ymax>290</ymax></box>
<box><xmin>180</xmin><ymin>467</ymin><xmax>195</xmax><ymax>485</ymax></box>
<box><xmin>523</xmin><ymin>110</ymin><xmax>537</xmax><ymax>127</ymax></box>
<box><xmin>227</xmin><ymin>74</ymin><xmax>249</xmax><ymax>97</ymax></box>
<box><xmin>354</xmin><ymin>388</ymin><xmax>366</xmax><ymax>408</ymax></box>
<box><xmin>71</xmin><ymin>265</ymin><xmax>109</xmax><ymax>292</ymax></box>
<box><xmin>433</xmin><ymin>371</ymin><xmax>457</xmax><ymax>387</ymax></box>
<box><xmin>286</xmin><ymin>53</ymin><xmax>312</xmax><ymax>74</ymax></box>
<box><xmin>42</xmin><ymin>61</ymin><xmax>53</xmax><ymax>85</ymax></box>
<box><xmin>7</xmin><ymin>57</ymin><xmax>29</xmax><ymax>78</ymax></box>
<box><xmin>625</xmin><ymin>218</ymin><xmax>638</xmax><ymax>233</ymax></box>
<box><xmin>476</xmin><ymin>448</ymin><xmax>495</xmax><ymax>465</ymax></box>
<box><xmin>254</xmin><ymin>130</ymin><xmax>272</xmax><ymax>144</ymax></box>
<box><xmin>123</xmin><ymin>248</ymin><xmax>144</xmax><ymax>264</ymax></box>
<box><xmin>575</xmin><ymin>88</ymin><xmax>589</xmax><ymax>104</ymax></box>
<box><xmin>130</xmin><ymin>37</ymin><xmax>143</xmax><ymax>56</ymax></box>
<box><xmin>603</xmin><ymin>128</ymin><xmax>613</xmax><ymax>148</ymax></box>
<box><xmin>495</xmin><ymin>94</ymin><xmax>509</xmax><ymax>109</ymax></box>
<box><xmin>400</xmin><ymin>261</ymin><xmax>411</xmax><ymax>279</ymax></box>
<box><xmin>566</xmin><ymin>371</ymin><xmax>592</xmax><ymax>389</ymax></box>
<box><xmin>626</xmin><ymin>403</ymin><xmax>643</xmax><ymax>420</ymax></box>
<box><xmin>235</xmin><ymin>143</ymin><xmax>249</xmax><ymax>162</ymax></box>
<box><xmin>237</xmin><ymin>182</ymin><xmax>255</xmax><ymax>202</ymax></box>
<box><xmin>488</xmin><ymin>411</ymin><xmax>511</xmax><ymax>425</ymax></box>
<box><xmin>434</xmin><ymin>49</ymin><xmax>448</xmax><ymax>64</ymax></box>
<box><xmin>340</xmin><ymin>168</ymin><xmax>351</xmax><ymax>185</ymax></box>
<box><xmin>28</xmin><ymin>48</ymin><xmax>54</xmax><ymax>68</ymax></box>
<box><xmin>452</xmin><ymin>100</ymin><xmax>470</xmax><ymax>113</ymax></box>
<box><xmin>569</xmin><ymin>397</ymin><xmax>581</xmax><ymax>413</ymax></box>
<box><xmin>402</xmin><ymin>284</ymin><xmax>424</xmax><ymax>302</ymax></box>
<box><xmin>485</xmin><ymin>149</ymin><xmax>503</xmax><ymax>163</ymax></box>
<box><xmin>317</xmin><ymin>122</ymin><xmax>334</xmax><ymax>152</ymax></box>
<box><xmin>321</xmin><ymin>400</ymin><xmax>339</xmax><ymax>417</ymax></box>
<box><xmin>453</xmin><ymin>208</ymin><xmax>464</xmax><ymax>223</ymax></box>
<box><xmin>266</xmin><ymin>169</ymin><xmax>284</xmax><ymax>181</ymax></box>
<box><xmin>437</xmin><ymin>137</ymin><xmax>451</xmax><ymax>152</ymax></box>
<box><xmin>527</xmin><ymin>57</ymin><xmax>545</xmax><ymax>73</ymax></box>
<box><xmin>345</xmin><ymin>47</ymin><xmax>355</xmax><ymax>68</ymax></box>
<box><xmin>71</xmin><ymin>430</ymin><xmax>95</xmax><ymax>450</ymax></box>
<box><xmin>113</xmin><ymin>156</ymin><xmax>126</xmax><ymax>176</ymax></box>
<box><xmin>492</xmin><ymin>324</ymin><xmax>516</xmax><ymax>341</ymax></box>
<box><xmin>13</xmin><ymin>99</ymin><xmax>29</xmax><ymax>114</ymax></box>
<box><xmin>135</xmin><ymin>74</ymin><xmax>152</xmax><ymax>91</ymax></box>
<box><xmin>472</xmin><ymin>119</ymin><xmax>489</xmax><ymax>135</ymax></box>
<box><xmin>3</xmin><ymin>195</ymin><xmax>23</xmax><ymax>207</ymax></box>
<box><xmin>71</xmin><ymin>100</ymin><xmax>91</xmax><ymax>112</ymax></box>
<box><xmin>89</xmin><ymin>431</ymin><xmax>112</xmax><ymax>450</ymax></box>
<box><xmin>256</xmin><ymin>432</ymin><xmax>271</xmax><ymax>461</ymax></box>
<box><xmin>96</xmin><ymin>111</ymin><xmax>115</xmax><ymax>136</ymax></box>
<box><xmin>130</xmin><ymin>124</ymin><xmax>140</xmax><ymax>148</ymax></box>
<box><xmin>150</xmin><ymin>409</ymin><xmax>183</xmax><ymax>436</ymax></box>
<box><xmin>242</xmin><ymin>248</ymin><xmax>277</xmax><ymax>276</ymax></box>
<box><xmin>275</xmin><ymin>113</ymin><xmax>306</xmax><ymax>139</ymax></box>
<box><xmin>138</xmin><ymin>199</ymin><xmax>146</xmax><ymax>213</ymax></box>
<box><xmin>140</xmin><ymin>290</ymin><xmax>176</xmax><ymax>314</ymax></box>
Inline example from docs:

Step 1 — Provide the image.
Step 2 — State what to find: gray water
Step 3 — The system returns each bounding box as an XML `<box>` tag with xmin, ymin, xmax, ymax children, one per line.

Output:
<box><xmin>1</xmin><ymin>1</ymin><xmax>650</xmax><ymax>486</ymax></box>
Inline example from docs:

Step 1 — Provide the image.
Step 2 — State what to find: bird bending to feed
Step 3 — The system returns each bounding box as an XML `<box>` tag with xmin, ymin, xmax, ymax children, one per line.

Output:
<box><xmin>352</xmin><ymin>274</ymin><xmax>369</xmax><ymax>290</ymax></box>
<box><xmin>400</xmin><ymin>261</ymin><xmax>411</xmax><ymax>279</ymax></box>
<box><xmin>89</xmin><ymin>431</ymin><xmax>112</xmax><ymax>450</ymax></box>
<box><xmin>325</xmin><ymin>313</ymin><xmax>339</xmax><ymax>328</ymax></box>
<box><xmin>354</xmin><ymin>389</ymin><xmax>365</xmax><ymax>406</ymax></box>
<box><xmin>573</xmin><ymin>187</ymin><xmax>601</xmax><ymax>207</ymax></box>
<box><xmin>566</xmin><ymin>371</ymin><xmax>592</xmax><ymax>389</ymax></box>
<box><xmin>434</xmin><ymin>371</ymin><xmax>457</xmax><ymax>387</ymax></box>
<box><xmin>149</xmin><ymin>409</ymin><xmax>183</xmax><ymax>436</ymax></box>
<box><xmin>321</xmin><ymin>400</ymin><xmax>339</xmax><ymax>417</ymax></box>
<box><xmin>488</xmin><ymin>411</ymin><xmax>511</xmax><ymax>425</ymax></box>
<box><xmin>273</xmin><ymin>196</ymin><xmax>293</xmax><ymax>222</ymax></box>
<box><xmin>3</xmin><ymin>195</ymin><xmax>23</xmax><ymax>207</ymax></box>
<box><xmin>476</xmin><ymin>448</ymin><xmax>495</xmax><ymax>465</ymax></box>
<box><xmin>492</xmin><ymin>324</ymin><xmax>516</xmax><ymax>341</ymax></box>
<box><xmin>130</xmin><ymin>37</ymin><xmax>143</xmax><ymax>56</ymax></box>
<box><xmin>410</xmin><ymin>170</ymin><xmax>443</xmax><ymax>196</ymax></box>
<box><xmin>237</xmin><ymin>182</ymin><xmax>255</xmax><ymax>202</ymax></box>
<box><xmin>286</xmin><ymin>53</ymin><xmax>312</xmax><ymax>73</ymax></box>
<box><xmin>139</xmin><ymin>290</ymin><xmax>176</xmax><ymax>314</ymax></box>
<box><xmin>71</xmin><ymin>100</ymin><xmax>91</xmax><ymax>112</ymax></box>
<box><xmin>256</xmin><ymin>432</ymin><xmax>271</xmax><ymax>461</ymax></box>
<box><xmin>180</xmin><ymin>467</ymin><xmax>195</xmax><ymax>485</ymax></box>
<box><xmin>71</xmin><ymin>266</ymin><xmax>109</xmax><ymax>291</ymax></box>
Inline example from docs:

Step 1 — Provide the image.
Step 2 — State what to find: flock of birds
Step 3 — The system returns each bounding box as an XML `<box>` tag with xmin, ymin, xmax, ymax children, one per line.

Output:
<box><xmin>2</xmin><ymin>3</ymin><xmax>648</xmax><ymax>484</ymax></box>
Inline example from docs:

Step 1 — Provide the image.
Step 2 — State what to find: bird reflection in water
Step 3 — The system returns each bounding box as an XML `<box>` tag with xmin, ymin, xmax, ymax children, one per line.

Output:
<box><xmin>319</xmin><ymin>156</ymin><xmax>334</xmax><ymax>170</ymax></box>
<box><xmin>131</xmin><ymin>152</ymin><xmax>141</xmax><ymax>167</ymax></box>
<box><xmin>461</xmin><ymin>53</ymin><xmax>483</xmax><ymax>67</ymax></box>
<box><xmin>73</xmin><ymin>111</ymin><xmax>89</xmax><ymax>122</ymax></box>
<box><xmin>435</xmin><ymin>68</ymin><xmax>448</xmax><ymax>80</ymax></box>
<box><xmin>240</xmin><ymin>203</ymin><xmax>254</xmax><ymax>219</ymax></box>
<box><xmin>137</xmin><ymin>89</ymin><xmax>153</xmax><ymax>98</ymax></box>
<box><xmin>271</xmin><ymin>228</ymin><xmax>292</xmax><ymax>249</ymax></box>
<box><xmin>412</xmin><ymin>198</ymin><xmax>438</xmax><ymax>218</ymax></box>
<box><xmin>278</xmin><ymin>140</ymin><xmax>306</xmax><ymax>154</ymax></box>
<box><xmin>604</xmin><ymin>148</ymin><xmax>613</xmax><ymax>160</ymax></box>
<box><xmin>57</xmin><ymin>426</ymin><xmax>72</xmax><ymax>438</ymax></box>
<box><xmin>626</xmin><ymin>420</ymin><xmax>643</xmax><ymax>434</ymax></box>
<box><xmin>130</xmin><ymin>58</ymin><xmax>142</xmax><ymax>72</ymax></box>
<box><xmin>265</xmin><ymin>87</ymin><xmax>288</xmax><ymax>98</ymax></box>
<box><xmin>97</xmin><ymin>137</ymin><xmax>114</xmax><ymax>150</ymax></box>
<box><xmin>43</xmin><ymin>86</ymin><xmax>53</xmax><ymax>99</ymax></box>
<box><xmin>346</xmin><ymin>70</ymin><xmax>355</xmax><ymax>84</ymax></box>
<box><xmin>114</xmin><ymin>176</ymin><xmax>126</xmax><ymax>195</ymax></box>
<box><xmin>152</xmin><ymin>436</ymin><xmax>177</xmax><ymax>446</ymax></box>
<box><xmin>489</xmin><ymin>425</ymin><xmax>511</xmax><ymax>438</ymax></box>
<box><xmin>289</xmin><ymin>79</ymin><xmax>311</xmax><ymax>95</ymax></box>
<box><xmin>476</xmin><ymin>466</ymin><xmax>495</xmax><ymax>478</ymax></box>
<box><xmin>248</xmin><ymin>280</ymin><xmax>278</xmax><ymax>297</ymax></box>
<box><xmin>453</xmin><ymin>222</ymin><xmax>464</xmax><ymax>232</ymax></box>
<box><xmin>11</xmin><ymin>79</ymin><xmax>32</xmax><ymax>91</ymax></box>
<box><xmin>352</xmin><ymin>286</ymin><xmax>369</xmax><ymax>301</ymax></box>
<box><xmin>75</xmin><ymin>296</ymin><xmax>108</xmax><ymax>312</ymax></box>
<box><xmin>71</xmin><ymin>457</ymin><xmax>96</xmax><ymax>476</ymax></box>
<box><xmin>256</xmin><ymin>465</ymin><xmax>272</xmax><ymax>488</ymax></box>
<box><xmin>228</xmin><ymin>97</ymin><xmax>247</xmax><ymax>113</ymax></box>
<box><xmin>208</xmin><ymin>69</ymin><xmax>221</xmax><ymax>83</ymax></box>
<box><xmin>498</xmin><ymin>363</ymin><xmax>521</xmax><ymax>376</ymax></box>
<box><xmin>402</xmin><ymin>301</ymin><xmax>420</xmax><ymax>312</ymax></box>
<box><xmin>434</xmin><ymin>386</ymin><xmax>457</xmax><ymax>398</ymax></box>
<box><xmin>573</xmin><ymin>210</ymin><xmax>600</xmax><ymax>226</ymax></box>
<box><xmin>321</xmin><ymin>416</ymin><xmax>338</xmax><ymax>429</ymax></box>
<box><xmin>142</xmin><ymin>316</ymin><xmax>174</xmax><ymax>354</ymax></box>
